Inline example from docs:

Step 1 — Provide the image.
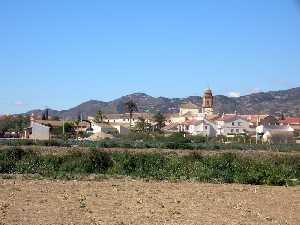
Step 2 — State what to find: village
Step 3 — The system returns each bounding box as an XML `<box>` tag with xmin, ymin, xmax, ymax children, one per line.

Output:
<box><xmin>3</xmin><ymin>88</ymin><xmax>296</xmax><ymax>145</ymax></box>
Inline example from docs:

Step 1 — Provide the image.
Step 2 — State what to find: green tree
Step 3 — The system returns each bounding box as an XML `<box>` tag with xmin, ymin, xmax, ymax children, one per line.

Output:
<box><xmin>0</xmin><ymin>115</ymin><xmax>30</xmax><ymax>136</ymax></box>
<box><xmin>135</xmin><ymin>117</ymin><xmax>146</xmax><ymax>132</ymax></box>
<box><xmin>125</xmin><ymin>100</ymin><xmax>138</xmax><ymax>127</ymax></box>
<box><xmin>94</xmin><ymin>110</ymin><xmax>105</xmax><ymax>123</ymax></box>
<box><xmin>51</xmin><ymin>122</ymin><xmax>75</xmax><ymax>139</ymax></box>
<box><xmin>153</xmin><ymin>112</ymin><xmax>166</xmax><ymax>132</ymax></box>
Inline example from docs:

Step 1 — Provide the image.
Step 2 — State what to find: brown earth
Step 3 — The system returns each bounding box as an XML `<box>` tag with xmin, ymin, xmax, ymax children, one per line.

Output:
<box><xmin>0</xmin><ymin>178</ymin><xmax>299</xmax><ymax>225</ymax></box>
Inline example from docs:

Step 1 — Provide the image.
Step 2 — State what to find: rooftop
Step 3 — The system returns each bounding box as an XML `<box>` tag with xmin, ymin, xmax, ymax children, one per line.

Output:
<box><xmin>280</xmin><ymin>117</ymin><xmax>300</xmax><ymax>124</ymax></box>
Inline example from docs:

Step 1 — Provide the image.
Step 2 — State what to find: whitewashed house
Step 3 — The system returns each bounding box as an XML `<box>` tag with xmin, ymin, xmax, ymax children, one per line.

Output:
<box><xmin>89</xmin><ymin>113</ymin><xmax>153</xmax><ymax>126</ymax></box>
<box><xmin>178</xmin><ymin>118</ymin><xmax>217</xmax><ymax>137</ymax></box>
<box><xmin>91</xmin><ymin>122</ymin><xmax>129</xmax><ymax>135</ymax></box>
<box><xmin>216</xmin><ymin>115</ymin><xmax>251</xmax><ymax>136</ymax></box>
<box><xmin>25</xmin><ymin>121</ymin><xmax>50</xmax><ymax>140</ymax></box>
<box><xmin>91</xmin><ymin>122</ymin><xmax>118</xmax><ymax>135</ymax></box>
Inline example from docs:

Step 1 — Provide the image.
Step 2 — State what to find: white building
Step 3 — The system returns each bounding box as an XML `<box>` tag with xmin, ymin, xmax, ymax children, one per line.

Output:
<box><xmin>256</xmin><ymin>125</ymin><xmax>295</xmax><ymax>144</ymax></box>
<box><xmin>91</xmin><ymin>122</ymin><xmax>129</xmax><ymax>136</ymax></box>
<box><xmin>178</xmin><ymin>118</ymin><xmax>217</xmax><ymax>137</ymax></box>
<box><xmin>216</xmin><ymin>115</ymin><xmax>251</xmax><ymax>136</ymax></box>
<box><xmin>25</xmin><ymin>121</ymin><xmax>50</xmax><ymax>140</ymax></box>
<box><xmin>89</xmin><ymin>113</ymin><xmax>153</xmax><ymax>126</ymax></box>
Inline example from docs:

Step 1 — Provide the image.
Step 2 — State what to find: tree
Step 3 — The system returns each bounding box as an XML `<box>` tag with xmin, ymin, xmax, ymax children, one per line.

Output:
<box><xmin>41</xmin><ymin>113</ymin><xmax>46</xmax><ymax>120</ymax></box>
<box><xmin>135</xmin><ymin>117</ymin><xmax>146</xmax><ymax>132</ymax></box>
<box><xmin>125</xmin><ymin>100</ymin><xmax>138</xmax><ymax>127</ymax></box>
<box><xmin>153</xmin><ymin>112</ymin><xmax>166</xmax><ymax>132</ymax></box>
<box><xmin>94</xmin><ymin>110</ymin><xmax>105</xmax><ymax>123</ymax></box>
<box><xmin>0</xmin><ymin>115</ymin><xmax>30</xmax><ymax>137</ymax></box>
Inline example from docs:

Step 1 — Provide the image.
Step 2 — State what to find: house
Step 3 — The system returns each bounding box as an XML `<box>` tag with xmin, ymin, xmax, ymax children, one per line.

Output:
<box><xmin>178</xmin><ymin>118</ymin><xmax>217</xmax><ymax>137</ymax></box>
<box><xmin>216</xmin><ymin>115</ymin><xmax>252</xmax><ymax>136</ymax></box>
<box><xmin>256</xmin><ymin>125</ymin><xmax>295</xmax><ymax>144</ymax></box>
<box><xmin>24</xmin><ymin>121</ymin><xmax>50</xmax><ymax>140</ymax></box>
<box><xmin>89</xmin><ymin>113</ymin><xmax>154</xmax><ymax>126</ymax></box>
<box><xmin>280</xmin><ymin>117</ymin><xmax>300</xmax><ymax>125</ymax></box>
<box><xmin>91</xmin><ymin>122</ymin><xmax>130</xmax><ymax>136</ymax></box>
<box><xmin>112</xmin><ymin>124</ymin><xmax>130</xmax><ymax>135</ymax></box>
<box><xmin>91</xmin><ymin>122</ymin><xmax>118</xmax><ymax>135</ymax></box>
<box><xmin>240</xmin><ymin>115</ymin><xmax>279</xmax><ymax>128</ymax></box>
<box><xmin>280</xmin><ymin>117</ymin><xmax>300</xmax><ymax>134</ymax></box>
<box><xmin>24</xmin><ymin>119</ymin><xmax>92</xmax><ymax>140</ymax></box>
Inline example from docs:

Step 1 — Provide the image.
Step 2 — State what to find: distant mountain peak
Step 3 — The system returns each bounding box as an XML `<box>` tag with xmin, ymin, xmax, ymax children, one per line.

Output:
<box><xmin>25</xmin><ymin>87</ymin><xmax>300</xmax><ymax>119</ymax></box>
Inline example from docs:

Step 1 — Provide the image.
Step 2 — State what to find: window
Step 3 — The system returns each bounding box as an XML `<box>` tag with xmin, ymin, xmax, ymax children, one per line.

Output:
<box><xmin>236</xmin><ymin>129</ymin><xmax>239</xmax><ymax>133</ymax></box>
<box><xmin>205</xmin><ymin>126</ymin><xmax>208</xmax><ymax>130</ymax></box>
<box><xmin>232</xmin><ymin>122</ymin><xmax>235</xmax><ymax>126</ymax></box>
<box><xmin>231</xmin><ymin>129</ymin><xmax>234</xmax><ymax>133</ymax></box>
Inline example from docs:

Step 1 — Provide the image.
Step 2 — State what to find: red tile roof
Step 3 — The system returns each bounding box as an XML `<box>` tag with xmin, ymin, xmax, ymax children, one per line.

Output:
<box><xmin>206</xmin><ymin>115</ymin><xmax>220</xmax><ymax>121</ymax></box>
<box><xmin>280</xmin><ymin>117</ymin><xmax>300</xmax><ymax>125</ymax></box>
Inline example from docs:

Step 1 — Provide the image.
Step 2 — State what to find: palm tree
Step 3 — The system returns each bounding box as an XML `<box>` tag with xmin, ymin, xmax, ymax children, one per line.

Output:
<box><xmin>125</xmin><ymin>100</ymin><xmax>138</xmax><ymax>127</ymax></box>
<box><xmin>94</xmin><ymin>110</ymin><xmax>105</xmax><ymax>123</ymax></box>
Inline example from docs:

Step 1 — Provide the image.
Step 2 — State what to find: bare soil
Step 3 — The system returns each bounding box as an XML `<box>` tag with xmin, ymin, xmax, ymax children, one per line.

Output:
<box><xmin>0</xmin><ymin>177</ymin><xmax>299</xmax><ymax>225</ymax></box>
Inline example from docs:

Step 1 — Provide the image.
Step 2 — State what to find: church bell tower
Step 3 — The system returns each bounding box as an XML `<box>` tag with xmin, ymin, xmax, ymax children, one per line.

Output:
<box><xmin>202</xmin><ymin>88</ymin><xmax>214</xmax><ymax>115</ymax></box>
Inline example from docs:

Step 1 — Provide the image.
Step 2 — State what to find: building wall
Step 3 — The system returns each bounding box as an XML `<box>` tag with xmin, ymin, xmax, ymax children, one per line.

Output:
<box><xmin>217</xmin><ymin>119</ymin><xmax>250</xmax><ymax>136</ymax></box>
<box><xmin>112</xmin><ymin>125</ymin><xmax>130</xmax><ymax>135</ymax></box>
<box><xmin>189</xmin><ymin>124</ymin><xmax>211</xmax><ymax>136</ymax></box>
<box><xmin>30</xmin><ymin>122</ymin><xmax>50</xmax><ymax>140</ymax></box>
<box><xmin>168</xmin><ymin>116</ymin><xmax>187</xmax><ymax>124</ymax></box>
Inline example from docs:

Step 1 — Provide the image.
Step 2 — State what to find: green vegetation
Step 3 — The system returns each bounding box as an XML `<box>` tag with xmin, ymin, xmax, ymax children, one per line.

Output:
<box><xmin>134</xmin><ymin>117</ymin><xmax>153</xmax><ymax>133</ymax></box>
<box><xmin>50</xmin><ymin>122</ymin><xmax>75</xmax><ymax>139</ymax></box>
<box><xmin>0</xmin><ymin>147</ymin><xmax>298</xmax><ymax>186</ymax></box>
<box><xmin>125</xmin><ymin>100</ymin><xmax>138</xmax><ymax>127</ymax></box>
<box><xmin>94</xmin><ymin>110</ymin><xmax>105</xmax><ymax>123</ymax></box>
<box><xmin>0</xmin><ymin>115</ymin><xmax>30</xmax><ymax>136</ymax></box>
<box><xmin>153</xmin><ymin>112</ymin><xmax>166</xmax><ymax>132</ymax></box>
<box><xmin>1</xmin><ymin>132</ymin><xmax>300</xmax><ymax>152</ymax></box>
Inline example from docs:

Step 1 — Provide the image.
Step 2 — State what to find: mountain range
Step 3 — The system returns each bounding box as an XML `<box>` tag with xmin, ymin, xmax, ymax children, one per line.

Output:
<box><xmin>26</xmin><ymin>87</ymin><xmax>300</xmax><ymax>119</ymax></box>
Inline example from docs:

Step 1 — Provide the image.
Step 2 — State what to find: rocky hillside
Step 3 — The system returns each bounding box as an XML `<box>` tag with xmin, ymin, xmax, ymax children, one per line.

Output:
<box><xmin>26</xmin><ymin>87</ymin><xmax>300</xmax><ymax>119</ymax></box>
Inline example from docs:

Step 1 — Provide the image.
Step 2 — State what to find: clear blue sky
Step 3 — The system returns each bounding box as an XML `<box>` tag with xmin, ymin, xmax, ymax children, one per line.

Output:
<box><xmin>1</xmin><ymin>0</ymin><xmax>300</xmax><ymax>114</ymax></box>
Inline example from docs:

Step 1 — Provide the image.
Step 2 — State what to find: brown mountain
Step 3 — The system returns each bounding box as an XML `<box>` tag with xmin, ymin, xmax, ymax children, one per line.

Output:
<box><xmin>26</xmin><ymin>87</ymin><xmax>300</xmax><ymax>119</ymax></box>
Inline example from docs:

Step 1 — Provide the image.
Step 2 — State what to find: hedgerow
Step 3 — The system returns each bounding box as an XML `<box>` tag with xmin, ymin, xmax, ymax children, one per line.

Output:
<box><xmin>0</xmin><ymin>147</ymin><xmax>299</xmax><ymax>186</ymax></box>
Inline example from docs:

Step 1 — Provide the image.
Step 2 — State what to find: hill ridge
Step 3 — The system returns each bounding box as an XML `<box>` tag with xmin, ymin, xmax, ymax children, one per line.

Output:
<box><xmin>26</xmin><ymin>87</ymin><xmax>300</xmax><ymax>119</ymax></box>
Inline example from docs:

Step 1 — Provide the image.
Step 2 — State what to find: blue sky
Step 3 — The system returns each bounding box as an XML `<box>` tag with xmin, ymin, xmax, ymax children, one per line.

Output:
<box><xmin>0</xmin><ymin>0</ymin><xmax>300</xmax><ymax>114</ymax></box>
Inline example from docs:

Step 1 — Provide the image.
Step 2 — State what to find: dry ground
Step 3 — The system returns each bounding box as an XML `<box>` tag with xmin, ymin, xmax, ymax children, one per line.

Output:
<box><xmin>0</xmin><ymin>178</ymin><xmax>299</xmax><ymax>225</ymax></box>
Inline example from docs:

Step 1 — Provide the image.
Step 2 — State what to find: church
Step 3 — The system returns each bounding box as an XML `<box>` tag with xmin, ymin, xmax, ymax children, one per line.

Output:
<box><xmin>167</xmin><ymin>89</ymin><xmax>216</xmax><ymax>125</ymax></box>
